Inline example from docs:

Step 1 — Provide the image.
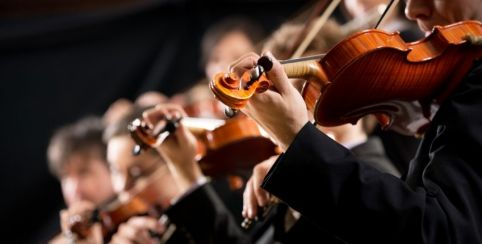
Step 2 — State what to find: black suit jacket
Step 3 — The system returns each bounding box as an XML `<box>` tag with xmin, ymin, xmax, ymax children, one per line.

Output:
<box><xmin>261</xmin><ymin>62</ymin><xmax>482</xmax><ymax>244</ymax></box>
<box><xmin>269</xmin><ymin>203</ymin><xmax>345</xmax><ymax>244</ymax></box>
<box><xmin>165</xmin><ymin>183</ymin><xmax>250</xmax><ymax>244</ymax></box>
<box><xmin>351</xmin><ymin>136</ymin><xmax>401</xmax><ymax>177</ymax></box>
<box><xmin>252</xmin><ymin>137</ymin><xmax>398</xmax><ymax>244</ymax></box>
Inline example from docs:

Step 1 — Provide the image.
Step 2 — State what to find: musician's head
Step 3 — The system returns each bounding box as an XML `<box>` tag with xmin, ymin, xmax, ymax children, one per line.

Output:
<box><xmin>47</xmin><ymin>116</ymin><xmax>114</xmax><ymax>207</ymax></box>
<box><xmin>104</xmin><ymin>105</ymin><xmax>180</xmax><ymax>208</ymax></box>
<box><xmin>404</xmin><ymin>0</ymin><xmax>482</xmax><ymax>35</ymax></box>
<box><xmin>201</xmin><ymin>16</ymin><xmax>264</xmax><ymax>79</ymax></box>
<box><xmin>262</xmin><ymin>19</ymin><xmax>343</xmax><ymax>59</ymax></box>
<box><xmin>134</xmin><ymin>91</ymin><xmax>168</xmax><ymax>108</ymax></box>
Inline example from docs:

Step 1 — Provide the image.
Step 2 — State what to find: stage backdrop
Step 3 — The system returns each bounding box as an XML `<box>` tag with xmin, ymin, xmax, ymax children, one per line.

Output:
<box><xmin>0</xmin><ymin>0</ymin><xmax>312</xmax><ymax>242</ymax></box>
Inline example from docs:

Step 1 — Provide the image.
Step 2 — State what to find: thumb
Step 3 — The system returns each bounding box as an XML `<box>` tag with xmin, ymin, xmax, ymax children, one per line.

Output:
<box><xmin>260</xmin><ymin>51</ymin><xmax>293</xmax><ymax>96</ymax></box>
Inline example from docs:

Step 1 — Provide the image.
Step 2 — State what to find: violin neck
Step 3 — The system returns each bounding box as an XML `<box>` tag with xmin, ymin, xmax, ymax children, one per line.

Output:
<box><xmin>281</xmin><ymin>60</ymin><xmax>328</xmax><ymax>85</ymax></box>
<box><xmin>181</xmin><ymin>117</ymin><xmax>225</xmax><ymax>131</ymax></box>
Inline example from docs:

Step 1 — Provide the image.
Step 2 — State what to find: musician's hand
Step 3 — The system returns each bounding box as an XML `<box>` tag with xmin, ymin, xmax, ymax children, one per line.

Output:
<box><xmin>142</xmin><ymin>104</ymin><xmax>204</xmax><ymax>193</ymax></box>
<box><xmin>60</xmin><ymin>201</ymin><xmax>102</xmax><ymax>244</ymax></box>
<box><xmin>110</xmin><ymin>216</ymin><xmax>166</xmax><ymax>244</ymax></box>
<box><xmin>230</xmin><ymin>52</ymin><xmax>309</xmax><ymax>151</ymax></box>
<box><xmin>242</xmin><ymin>155</ymin><xmax>278</xmax><ymax>220</ymax></box>
<box><xmin>465</xmin><ymin>34</ymin><xmax>482</xmax><ymax>46</ymax></box>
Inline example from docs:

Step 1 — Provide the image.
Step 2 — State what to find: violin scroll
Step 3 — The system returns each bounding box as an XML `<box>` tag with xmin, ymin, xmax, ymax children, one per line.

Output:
<box><xmin>210</xmin><ymin>58</ymin><xmax>273</xmax><ymax>111</ymax></box>
<box><xmin>128</xmin><ymin>117</ymin><xmax>181</xmax><ymax>156</ymax></box>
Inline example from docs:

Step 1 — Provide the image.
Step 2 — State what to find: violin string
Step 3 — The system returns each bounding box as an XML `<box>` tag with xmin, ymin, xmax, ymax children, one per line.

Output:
<box><xmin>279</xmin><ymin>53</ymin><xmax>326</xmax><ymax>64</ymax></box>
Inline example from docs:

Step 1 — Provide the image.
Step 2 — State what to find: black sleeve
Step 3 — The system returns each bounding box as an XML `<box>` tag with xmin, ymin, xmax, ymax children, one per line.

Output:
<box><xmin>261</xmin><ymin>122</ymin><xmax>435</xmax><ymax>243</ymax></box>
<box><xmin>165</xmin><ymin>183</ymin><xmax>250</xmax><ymax>244</ymax></box>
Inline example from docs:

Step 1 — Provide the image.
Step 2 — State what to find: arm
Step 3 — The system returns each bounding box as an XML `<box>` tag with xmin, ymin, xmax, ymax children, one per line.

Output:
<box><xmin>262</xmin><ymin>122</ymin><xmax>427</xmax><ymax>243</ymax></box>
<box><xmin>142</xmin><ymin>104</ymin><xmax>250</xmax><ymax>244</ymax></box>
<box><xmin>109</xmin><ymin>216</ymin><xmax>166</xmax><ymax>244</ymax></box>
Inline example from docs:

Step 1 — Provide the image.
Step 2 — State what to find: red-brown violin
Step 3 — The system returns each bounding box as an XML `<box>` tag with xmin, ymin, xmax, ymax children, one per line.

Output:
<box><xmin>128</xmin><ymin>115</ymin><xmax>279</xmax><ymax>177</ymax></box>
<box><xmin>210</xmin><ymin>20</ymin><xmax>482</xmax><ymax>133</ymax></box>
<box><xmin>68</xmin><ymin>166</ymin><xmax>168</xmax><ymax>240</ymax></box>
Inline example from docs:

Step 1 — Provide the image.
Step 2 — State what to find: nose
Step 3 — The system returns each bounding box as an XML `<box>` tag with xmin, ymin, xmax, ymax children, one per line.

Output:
<box><xmin>63</xmin><ymin>178</ymin><xmax>83</xmax><ymax>205</ymax></box>
<box><xmin>404</xmin><ymin>0</ymin><xmax>432</xmax><ymax>21</ymax></box>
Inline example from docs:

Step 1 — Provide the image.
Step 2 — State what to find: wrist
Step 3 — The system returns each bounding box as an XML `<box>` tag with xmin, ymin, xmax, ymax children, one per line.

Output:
<box><xmin>279</xmin><ymin>120</ymin><xmax>307</xmax><ymax>151</ymax></box>
<box><xmin>171</xmin><ymin>163</ymin><xmax>205</xmax><ymax>192</ymax></box>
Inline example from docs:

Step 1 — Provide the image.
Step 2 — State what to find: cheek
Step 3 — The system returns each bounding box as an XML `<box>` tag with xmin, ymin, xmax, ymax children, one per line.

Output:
<box><xmin>437</xmin><ymin>0</ymin><xmax>467</xmax><ymax>22</ymax></box>
<box><xmin>92</xmin><ymin>171</ymin><xmax>114</xmax><ymax>191</ymax></box>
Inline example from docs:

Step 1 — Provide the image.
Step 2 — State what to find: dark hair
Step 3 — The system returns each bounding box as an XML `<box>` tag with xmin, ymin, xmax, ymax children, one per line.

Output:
<box><xmin>200</xmin><ymin>16</ymin><xmax>265</xmax><ymax>67</ymax></box>
<box><xmin>263</xmin><ymin>19</ymin><xmax>344</xmax><ymax>59</ymax></box>
<box><xmin>47</xmin><ymin>116</ymin><xmax>106</xmax><ymax>178</ymax></box>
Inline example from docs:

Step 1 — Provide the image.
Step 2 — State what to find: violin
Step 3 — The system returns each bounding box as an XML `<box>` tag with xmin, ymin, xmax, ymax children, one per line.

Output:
<box><xmin>68</xmin><ymin>166</ymin><xmax>169</xmax><ymax>241</ymax></box>
<box><xmin>128</xmin><ymin>115</ymin><xmax>279</xmax><ymax>177</ymax></box>
<box><xmin>210</xmin><ymin>20</ymin><xmax>482</xmax><ymax>133</ymax></box>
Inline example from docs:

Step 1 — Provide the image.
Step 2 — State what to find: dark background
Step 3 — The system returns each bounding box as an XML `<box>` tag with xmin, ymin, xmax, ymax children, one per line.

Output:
<box><xmin>0</xmin><ymin>0</ymin><xmax>314</xmax><ymax>242</ymax></box>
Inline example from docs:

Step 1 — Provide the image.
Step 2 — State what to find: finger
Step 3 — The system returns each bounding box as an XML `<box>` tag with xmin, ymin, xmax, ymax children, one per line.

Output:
<box><xmin>242</xmin><ymin>178</ymin><xmax>252</xmax><ymax>219</ymax></box>
<box><xmin>110</xmin><ymin>234</ymin><xmax>131</xmax><ymax>244</ymax></box>
<box><xmin>173</xmin><ymin>124</ymin><xmax>196</xmax><ymax>151</ymax></box>
<box><xmin>128</xmin><ymin>216</ymin><xmax>166</xmax><ymax>234</ymax></box>
<box><xmin>252</xmin><ymin>165</ymin><xmax>270</xmax><ymax>207</ymax></box>
<box><xmin>243</xmin><ymin>177</ymin><xmax>259</xmax><ymax>219</ymax></box>
<box><xmin>260</xmin><ymin>51</ymin><xmax>293</xmax><ymax>96</ymax></box>
<box><xmin>60</xmin><ymin>210</ymin><xmax>69</xmax><ymax>232</ymax></box>
<box><xmin>145</xmin><ymin>104</ymin><xmax>187</xmax><ymax>136</ymax></box>
<box><xmin>142</xmin><ymin>105</ymin><xmax>167</xmax><ymax>129</ymax></box>
<box><xmin>116</xmin><ymin>222</ymin><xmax>137</xmax><ymax>240</ymax></box>
<box><xmin>134</xmin><ymin>230</ymin><xmax>155</xmax><ymax>244</ymax></box>
<box><xmin>163</xmin><ymin>104</ymin><xmax>187</xmax><ymax>119</ymax></box>
<box><xmin>117</xmin><ymin>219</ymin><xmax>157</xmax><ymax>244</ymax></box>
<box><xmin>229</xmin><ymin>52</ymin><xmax>260</xmax><ymax>78</ymax></box>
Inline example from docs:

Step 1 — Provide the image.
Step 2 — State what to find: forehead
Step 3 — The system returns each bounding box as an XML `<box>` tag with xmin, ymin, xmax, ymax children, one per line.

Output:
<box><xmin>211</xmin><ymin>31</ymin><xmax>253</xmax><ymax>57</ymax></box>
<box><xmin>63</xmin><ymin>151</ymin><xmax>106</xmax><ymax>171</ymax></box>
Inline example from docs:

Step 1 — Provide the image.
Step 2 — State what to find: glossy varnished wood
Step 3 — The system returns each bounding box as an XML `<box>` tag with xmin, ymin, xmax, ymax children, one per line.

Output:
<box><xmin>210</xmin><ymin>20</ymin><xmax>482</xmax><ymax>128</ymax></box>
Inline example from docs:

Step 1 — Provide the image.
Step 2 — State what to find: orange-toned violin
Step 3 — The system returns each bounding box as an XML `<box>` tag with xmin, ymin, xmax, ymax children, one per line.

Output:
<box><xmin>210</xmin><ymin>20</ymin><xmax>482</xmax><ymax>133</ymax></box>
<box><xmin>128</xmin><ymin>115</ymin><xmax>279</xmax><ymax>177</ymax></box>
<box><xmin>68</xmin><ymin>166</ymin><xmax>168</xmax><ymax>240</ymax></box>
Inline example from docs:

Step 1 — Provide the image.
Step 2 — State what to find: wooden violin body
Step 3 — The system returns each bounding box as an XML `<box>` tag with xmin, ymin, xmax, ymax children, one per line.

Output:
<box><xmin>195</xmin><ymin>116</ymin><xmax>278</xmax><ymax>176</ymax></box>
<box><xmin>210</xmin><ymin>20</ymin><xmax>482</xmax><ymax>130</ymax></box>
<box><xmin>128</xmin><ymin>116</ymin><xmax>279</xmax><ymax>177</ymax></box>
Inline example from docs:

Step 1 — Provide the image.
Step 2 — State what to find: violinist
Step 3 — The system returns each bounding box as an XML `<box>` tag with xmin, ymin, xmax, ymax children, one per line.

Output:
<box><xmin>231</xmin><ymin>0</ymin><xmax>482</xmax><ymax>243</ymax></box>
<box><xmin>243</xmin><ymin>17</ymin><xmax>399</xmax><ymax>244</ymax></box>
<box><xmin>47</xmin><ymin>116</ymin><xmax>115</xmax><ymax>243</ymax></box>
<box><xmin>201</xmin><ymin>16</ymin><xmax>264</xmax><ymax>80</ymax></box>
<box><xmin>104</xmin><ymin>105</ymin><xmax>190</xmax><ymax>244</ymax></box>
<box><xmin>165</xmin><ymin>16</ymin><xmax>267</xmax><ymax>227</ymax></box>
<box><xmin>106</xmin><ymin>104</ymin><xmax>250</xmax><ymax>243</ymax></box>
